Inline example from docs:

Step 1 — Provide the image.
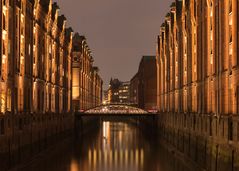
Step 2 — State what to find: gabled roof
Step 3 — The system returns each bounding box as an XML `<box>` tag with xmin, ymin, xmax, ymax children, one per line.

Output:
<box><xmin>73</xmin><ymin>33</ymin><xmax>86</xmax><ymax>42</ymax></box>
<box><xmin>57</xmin><ymin>15</ymin><xmax>66</xmax><ymax>31</ymax></box>
<box><xmin>65</xmin><ymin>27</ymin><xmax>74</xmax><ymax>44</ymax></box>
<box><xmin>51</xmin><ymin>2</ymin><xmax>59</xmax><ymax>20</ymax></box>
<box><xmin>170</xmin><ymin>2</ymin><xmax>176</xmax><ymax>8</ymax></box>
<box><xmin>40</xmin><ymin>0</ymin><xmax>51</xmax><ymax>13</ymax></box>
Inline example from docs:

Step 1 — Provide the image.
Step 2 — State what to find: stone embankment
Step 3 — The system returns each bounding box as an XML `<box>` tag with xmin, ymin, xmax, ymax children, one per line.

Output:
<box><xmin>159</xmin><ymin>112</ymin><xmax>239</xmax><ymax>171</ymax></box>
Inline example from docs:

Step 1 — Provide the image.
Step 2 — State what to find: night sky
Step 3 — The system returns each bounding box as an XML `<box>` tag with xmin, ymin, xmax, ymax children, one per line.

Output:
<box><xmin>53</xmin><ymin>0</ymin><xmax>172</xmax><ymax>89</ymax></box>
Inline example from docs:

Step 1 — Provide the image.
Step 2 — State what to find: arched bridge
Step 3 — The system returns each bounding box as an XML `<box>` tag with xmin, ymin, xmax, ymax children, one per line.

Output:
<box><xmin>74</xmin><ymin>104</ymin><xmax>159</xmax><ymax>125</ymax></box>
<box><xmin>74</xmin><ymin>104</ymin><xmax>159</xmax><ymax>137</ymax></box>
<box><xmin>75</xmin><ymin>104</ymin><xmax>158</xmax><ymax>119</ymax></box>
<box><xmin>75</xmin><ymin>104</ymin><xmax>156</xmax><ymax>117</ymax></box>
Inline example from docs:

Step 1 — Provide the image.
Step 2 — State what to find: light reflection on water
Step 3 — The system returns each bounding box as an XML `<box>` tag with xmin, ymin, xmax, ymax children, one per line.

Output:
<box><xmin>17</xmin><ymin>121</ymin><xmax>199</xmax><ymax>171</ymax></box>
<box><xmin>84</xmin><ymin>122</ymin><xmax>146</xmax><ymax>171</ymax></box>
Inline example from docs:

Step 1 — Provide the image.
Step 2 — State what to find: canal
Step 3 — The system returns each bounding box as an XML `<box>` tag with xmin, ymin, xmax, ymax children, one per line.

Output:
<box><xmin>13</xmin><ymin>120</ymin><xmax>202</xmax><ymax>171</ymax></box>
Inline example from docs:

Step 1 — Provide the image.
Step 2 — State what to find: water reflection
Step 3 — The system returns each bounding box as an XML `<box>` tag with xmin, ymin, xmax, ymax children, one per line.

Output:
<box><xmin>15</xmin><ymin>121</ymin><xmax>201</xmax><ymax>171</ymax></box>
<box><xmin>85</xmin><ymin>122</ymin><xmax>145</xmax><ymax>171</ymax></box>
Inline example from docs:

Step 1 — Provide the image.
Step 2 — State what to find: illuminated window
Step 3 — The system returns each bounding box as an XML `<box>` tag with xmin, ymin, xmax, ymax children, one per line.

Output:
<box><xmin>7</xmin><ymin>89</ymin><xmax>11</xmax><ymax>112</ymax></box>
<box><xmin>209</xmin><ymin>1</ymin><xmax>213</xmax><ymax>66</ymax></box>
<box><xmin>210</xmin><ymin>54</ymin><xmax>213</xmax><ymax>65</ymax></box>
<box><xmin>229</xmin><ymin>0</ymin><xmax>233</xmax><ymax>56</ymax></box>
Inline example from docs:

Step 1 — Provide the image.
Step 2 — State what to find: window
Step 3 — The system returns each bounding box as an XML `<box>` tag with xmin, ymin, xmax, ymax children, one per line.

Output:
<box><xmin>194</xmin><ymin>0</ymin><xmax>197</xmax><ymax>19</ymax></box>
<box><xmin>184</xmin><ymin>15</ymin><xmax>187</xmax><ymax>29</ymax></box>
<box><xmin>37</xmin><ymin>90</ymin><xmax>40</xmax><ymax>111</ymax></box>
<box><xmin>16</xmin><ymin>14</ymin><xmax>18</xmax><ymax>28</ymax></box>
<box><xmin>7</xmin><ymin>89</ymin><xmax>11</xmax><ymax>112</ymax></box>
<box><xmin>229</xmin><ymin>0</ymin><xmax>233</xmax><ymax>60</ymax></box>
<box><xmin>2</xmin><ymin>41</ymin><xmax>6</xmax><ymax>56</ymax></box>
<box><xmin>229</xmin><ymin>0</ymin><xmax>232</xmax><ymax>14</ymax></box>
<box><xmin>3</xmin><ymin>14</ymin><xmax>6</xmax><ymax>30</ymax></box>
<box><xmin>229</xmin><ymin>26</ymin><xmax>233</xmax><ymax>43</ymax></box>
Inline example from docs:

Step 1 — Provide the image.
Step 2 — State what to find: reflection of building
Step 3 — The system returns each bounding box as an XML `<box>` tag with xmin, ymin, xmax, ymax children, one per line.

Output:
<box><xmin>0</xmin><ymin>0</ymin><xmax>73</xmax><ymax>114</ymax></box>
<box><xmin>130</xmin><ymin>56</ymin><xmax>157</xmax><ymax>110</ymax></box>
<box><xmin>72</xmin><ymin>34</ymin><xmax>103</xmax><ymax>111</ymax></box>
<box><xmin>87</xmin><ymin>122</ymin><xmax>145</xmax><ymax>171</ymax></box>
<box><xmin>157</xmin><ymin>0</ymin><xmax>239</xmax><ymax>115</ymax></box>
<box><xmin>107</xmin><ymin>78</ymin><xmax>130</xmax><ymax>104</ymax></box>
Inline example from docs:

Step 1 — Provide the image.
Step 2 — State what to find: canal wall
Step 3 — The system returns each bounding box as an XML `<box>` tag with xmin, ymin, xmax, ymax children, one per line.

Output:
<box><xmin>74</xmin><ymin>115</ymin><xmax>100</xmax><ymax>138</ymax></box>
<box><xmin>158</xmin><ymin>112</ymin><xmax>239</xmax><ymax>171</ymax></box>
<box><xmin>0</xmin><ymin>113</ymin><xmax>74</xmax><ymax>171</ymax></box>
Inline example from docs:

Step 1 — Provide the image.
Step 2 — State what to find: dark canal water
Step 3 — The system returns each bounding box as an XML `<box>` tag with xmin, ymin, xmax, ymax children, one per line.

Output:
<box><xmin>14</xmin><ymin>121</ymin><xmax>201</xmax><ymax>171</ymax></box>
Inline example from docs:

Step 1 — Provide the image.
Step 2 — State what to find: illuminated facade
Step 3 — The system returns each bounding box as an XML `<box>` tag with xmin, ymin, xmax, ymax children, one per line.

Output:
<box><xmin>157</xmin><ymin>0</ymin><xmax>239</xmax><ymax>115</ymax></box>
<box><xmin>103</xmin><ymin>90</ymin><xmax>109</xmax><ymax>104</ymax></box>
<box><xmin>0</xmin><ymin>0</ymin><xmax>73</xmax><ymax>114</ymax></box>
<box><xmin>118</xmin><ymin>82</ymin><xmax>130</xmax><ymax>104</ymax></box>
<box><xmin>72</xmin><ymin>34</ymin><xmax>103</xmax><ymax>111</ymax></box>
<box><xmin>107</xmin><ymin>78</ymin><xmax>121</xmax><ymax>104</ymax></box>
<box><xmin>106</xmin><ymin>78</ymin><xmax>131</xmax><ymax>104</ymax></box>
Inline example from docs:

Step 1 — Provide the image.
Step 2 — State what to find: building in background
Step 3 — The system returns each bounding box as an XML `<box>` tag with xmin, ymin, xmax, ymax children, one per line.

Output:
<box><xmin>130</xmin><ymin>56</ymin><xmax>157</xmax><ymax>110</ymax></box>
<box><xmin>118</xmin><ymin>81</ymin><xmax>130</xmax><ymax>104</ymax></box>
<box><xmin>103</xmin><ymin>90</ymin><xmax>109</xmax><ymax>104</ymax></box>
<box><xmin>105</xmin><ymin>78</ymin><xmax>130</xmax><ymax>104</ymax></box>
<box><xmin>130</xmin><ymin>73</ymin><xmax>139</xmax><ymax>106</ymax></box>
<box><xmin>72</xmin><ymin>34</ymin><xmax>103</xmax><ymax>111</ymax></box>
<box><xmin>108</xmin><ymin>78</ymin><xmax>121</xmax><ymax>103</ymax></box>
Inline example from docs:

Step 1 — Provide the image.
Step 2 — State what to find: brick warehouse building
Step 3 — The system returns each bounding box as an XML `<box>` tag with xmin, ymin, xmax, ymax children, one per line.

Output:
<box><xmin>72</xmin><ymin>34</ymin><xmax>103</xmax><ymax>111</ymax></box>
<box><xmin>0</xmin><ymin>1</ymin><xmax>103</xmax><ymax>168</ymax></box>
<box><xmin>157</xmin><ymin>1</ymin><xmax>239</xmax><ymax>170</ymax></box>
<box><xmin>157</xmin><ymin>0</ymin><xmax>239</xmax><ymax>115</ymax></box>
<box><xmin>130</xmin><ymin>56</ymin><xmax>157</xmax><ymax>110</ymax></box>
<box><xmin>0</xmin><ymin>0</ymin><xmax>103</xmax><ymax>115</ymax></box>
<box><xmin>0</xmin><ymin>0</ymin><xmax>74</xmax><ymax>114</ymax></box>
<box><xmin>0</xmin><ymin>0</ymin><xmax>74</xmax><ymax>168</ymax></box>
